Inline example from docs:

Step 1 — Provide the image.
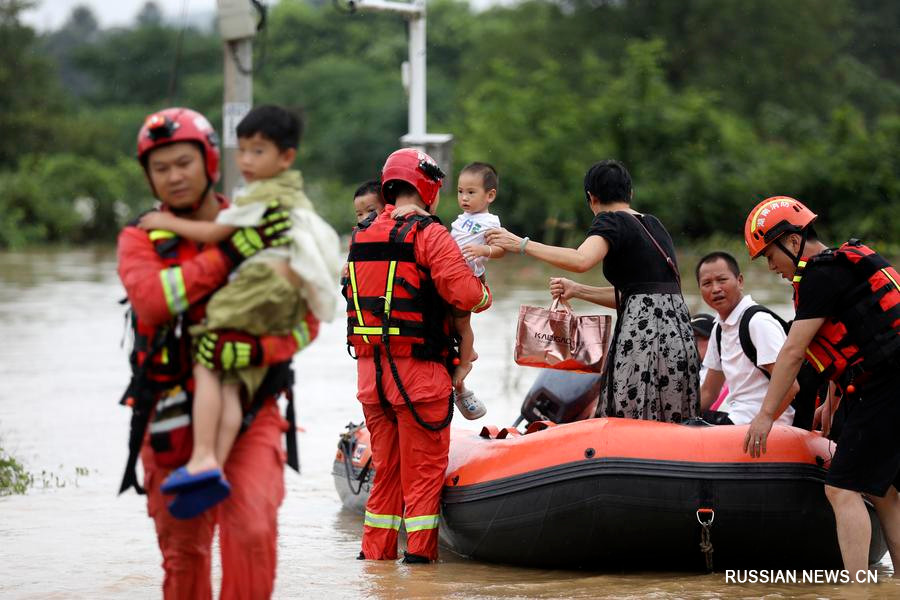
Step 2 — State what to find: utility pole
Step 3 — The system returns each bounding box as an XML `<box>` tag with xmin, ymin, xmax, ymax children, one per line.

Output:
<box><xmin>349</xmin><ymin>0</ymin><xmax>453</xmax><ymax>177</ymax></box>
<box><xmin>216</xmin><ymin>0</ymin><xmax>258</xmax><ymax>197</ymax></box>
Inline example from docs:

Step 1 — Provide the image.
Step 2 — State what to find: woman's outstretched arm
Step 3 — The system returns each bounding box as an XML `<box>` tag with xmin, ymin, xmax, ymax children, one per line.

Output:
<box><xmin>550</xmin><ymin>277</ymin><xmax>617</xmax><ymax>309</ymax></box>
<box><xmin>484</xmin><ymin>228</ymin><xmax>609</xmax><ymax>273</ymax></box>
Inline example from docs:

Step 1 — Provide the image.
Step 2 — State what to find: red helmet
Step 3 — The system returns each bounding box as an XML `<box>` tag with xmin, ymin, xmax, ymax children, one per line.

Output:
<box><xmin>381</xmin><ymin>148</ymin><xmax>444</xmax><ymax>206</ymax></box>
<box><xmin>744</xmin><ymin>196</ymin><xmax>817</xmax><ymax>259</ymax></box>
<box><xmin>137</xmin><ymin>107</ymin><xmax>220</xmax><ymax>184</ymax></box>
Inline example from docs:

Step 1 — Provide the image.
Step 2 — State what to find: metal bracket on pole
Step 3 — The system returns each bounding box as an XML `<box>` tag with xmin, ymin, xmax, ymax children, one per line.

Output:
<box><xmin>348</xmin><ymin>0</ymin><xmax>453</xmax><ymax>177</ymax></box>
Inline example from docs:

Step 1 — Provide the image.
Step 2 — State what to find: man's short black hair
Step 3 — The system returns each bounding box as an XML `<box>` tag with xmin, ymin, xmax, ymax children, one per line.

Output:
<box><xmin>236</xmin><ymin>104</ymin><xmax>303</xmax><ymax>150</ymax></box>
<box><xmin>583</xmin><ymin>159</ymin><xmax>632</xmax><ymax>205</ymax></box>
<box><xmin>695</xmin><ymin>251</ymin><xmax>741</xmax><ymax>282</ymax></box>
<box><xmin>460</xmin><ymin>162</ymin><xmax>499</xmax><ymax>192</ymax></box>
<box><xmin>354</xmin><ymin>179</ymin><xmax>383</xmax><ymax>202</ymax></box>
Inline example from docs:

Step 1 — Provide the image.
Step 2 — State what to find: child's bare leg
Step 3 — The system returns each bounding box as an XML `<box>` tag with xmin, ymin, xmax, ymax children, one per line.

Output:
<box><xmin>452</xmin><ymin>312</ymin><xmax>477</xmax><ymax>390</ymax></box>
<box><xmin>187</xmin><ymin>363</ymin><xmax>224</xmax><ymax>474</ymax></box>
<box><xmin>215</xmin><ymin>382</ymin><xmax>243</xmax><ymax>466</ymax></box>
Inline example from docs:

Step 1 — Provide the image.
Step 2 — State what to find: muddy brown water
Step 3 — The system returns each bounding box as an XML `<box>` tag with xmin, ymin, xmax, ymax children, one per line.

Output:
<box><xmin>0</xmin><ymin>248</ymin><xmax>895</xmax><ymax>599</ymax></box>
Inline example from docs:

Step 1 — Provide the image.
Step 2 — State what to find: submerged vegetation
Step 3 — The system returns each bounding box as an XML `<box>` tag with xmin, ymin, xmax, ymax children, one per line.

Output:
<box><xmin>1</xmin><ymin>0</ymin><xmax>898</xmax><ymax>250</ymax></box>
<box><xmin>0</xmin><ymin>446</ymin><xmax>30</xmax><ymax>496</ymax></box>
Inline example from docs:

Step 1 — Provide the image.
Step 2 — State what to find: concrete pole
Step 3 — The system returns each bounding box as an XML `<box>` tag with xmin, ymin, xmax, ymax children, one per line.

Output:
<box><xmin>407</xmin><ymin>5</ymin><xmax>426</xmax><ymax>138</ymax></box>
<box><xmin>222</xmin><ymin>39</ymin><xmax>253</xmax><ymax>199</ymax></box>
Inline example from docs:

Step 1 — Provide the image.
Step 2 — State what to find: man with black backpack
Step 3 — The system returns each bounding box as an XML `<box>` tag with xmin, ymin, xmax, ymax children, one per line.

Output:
<box><xmin>696</xmin><ymin>251</ymin><xmax>798</xmax><ymax>425</ymax></box>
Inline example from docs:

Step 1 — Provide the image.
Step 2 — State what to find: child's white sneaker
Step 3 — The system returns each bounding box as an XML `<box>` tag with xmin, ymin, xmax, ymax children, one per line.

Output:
<box><xmin>455</xmin><ymin>389</ymin><xmax>486</xmax><ymax>420</ymax></box>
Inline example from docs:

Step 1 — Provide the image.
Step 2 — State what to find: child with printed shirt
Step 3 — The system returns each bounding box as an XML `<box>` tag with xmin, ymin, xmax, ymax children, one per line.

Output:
<box><xmin>448</xmin><ymin>162</ymin><xmax>505</xmax><ymax>418</ymax></box>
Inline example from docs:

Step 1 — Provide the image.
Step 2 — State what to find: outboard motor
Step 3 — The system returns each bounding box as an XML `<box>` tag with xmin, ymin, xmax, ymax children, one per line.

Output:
<box><xmin>517</xmin><ymin>370</ymin><xmax>604</xmax><ymax>426</ymax></box>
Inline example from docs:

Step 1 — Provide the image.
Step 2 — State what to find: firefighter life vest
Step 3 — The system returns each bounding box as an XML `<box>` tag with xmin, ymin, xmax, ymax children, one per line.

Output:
<box><xmin>120</xmin><ymin>229</ymin><xmax>200</xmax><ymax>476</ymax></box>
<box><xmin>345</xmin><ymin>214</ymin><xmax>455</xmax><ymax>362</ymax></box>
<box><xmin>793</xmin><ymin>240</ymin><xmax>900</xmax><ymax>381</ymax></box>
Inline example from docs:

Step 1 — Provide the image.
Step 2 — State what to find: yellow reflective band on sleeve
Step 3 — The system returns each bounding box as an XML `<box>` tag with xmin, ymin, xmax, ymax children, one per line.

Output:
<box><xmin>159</xmin><ymin>266</ymin><xmax>188</xmax><ymax>315</ymax></box>
<box><xmin>805</xmin><ymin>348</ymin><xmax>825</xmax><ymax>372</ymax></box>
<box><xmin>292</xmin><ymin>320</ymin><xmax>311</xmax><ymax>350</ymax></box>
<box><xmin>148</xmin><ymin>230</ymin><xmax>176</xmax><ymax>241</ymax></box>
<box><xmin>792</xmin><ymin>275</ymin><xmax>803</xmax><ymax>283</ymax></box>
<box><xmin>160</xmin><ymin>346</ymin><xmax>169</xmax><ymax>364</ymax></box>
<box><xmin>470</xmin><ymin>283</ymin><xmax>490</xmax><ymax>311</ymax></box>
<box><xmin>882</xmin><ymin>268</ymin><xmax>900</xmax><ymax>291</ymax></box>
<box><xmin>404</xmin><ymin>514</ymin><xmax>440</xmax><ymax>532</ymax></box>
<box><xmin>353</xmin><ymin>326</ymin><xmax>401</xmax><ymax>336</ymax></box>
<box><xmin>348</xmin><ymin>262</ymin><xmax>370</xmax><ymax>344</ymax></box>
<box><xmin>364</xmin><ymin>511</ymin><xmax>402</xmax><ymax>531</ymax></box>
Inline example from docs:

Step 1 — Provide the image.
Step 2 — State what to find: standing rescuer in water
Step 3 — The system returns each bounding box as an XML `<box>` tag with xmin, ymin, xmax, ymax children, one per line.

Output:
<box><xmin>118</xmin><ymin>107</ymin><xmax>318</xmax><ymax>598</ymax></box>
<box><xmin>345</xmin><ymin>148</ymin><xmax>492</xmax><ymax>563</ymax></box>
<box><xmin>742</xmin><ymin>196</ymin><xmax>900</xmax><ymax>576</ymax></box>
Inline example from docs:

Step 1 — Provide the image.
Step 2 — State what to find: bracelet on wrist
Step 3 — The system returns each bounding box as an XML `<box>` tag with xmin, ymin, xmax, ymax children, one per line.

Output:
<box><xmin>519</xmin><ymin>236</ymin><xmax>530</xmax><ymax>255</ymax></box>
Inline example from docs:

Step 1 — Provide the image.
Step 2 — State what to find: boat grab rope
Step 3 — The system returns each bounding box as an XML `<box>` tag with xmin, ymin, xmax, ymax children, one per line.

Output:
<box><xmin>697</xmin><ymin>508</ymin><xmax>715</xmax><ymax>571</ymax></box>
<box><xmin>337</xmin><ymin>430</ymin><xmax>373</xmax><ymax>496</ymax></box>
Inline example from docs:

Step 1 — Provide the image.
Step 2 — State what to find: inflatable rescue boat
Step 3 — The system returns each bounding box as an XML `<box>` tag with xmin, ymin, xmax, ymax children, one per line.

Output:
<box><xmin>334</xmin><ymin>372</ymin><xmax>887</xmax><ymax>570</ymax></box>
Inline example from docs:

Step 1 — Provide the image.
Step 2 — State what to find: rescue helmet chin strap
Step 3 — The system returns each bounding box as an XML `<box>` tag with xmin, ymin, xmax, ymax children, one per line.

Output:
<box><xmin>774</xmin><ymin>230</ymin><xmax>808</xmax><ymax>270</ymax></box>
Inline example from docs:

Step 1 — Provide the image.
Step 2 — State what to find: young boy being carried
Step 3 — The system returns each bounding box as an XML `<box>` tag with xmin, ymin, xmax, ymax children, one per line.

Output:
<box><xmin>448</xmin><ymin>162</ymin><xmax>505</xmax><ymax>418</ymax></box>
<box><xmin>139</xmin><ymin>104</ymin><xmax>341</xmax><ymax>517</ymax></box>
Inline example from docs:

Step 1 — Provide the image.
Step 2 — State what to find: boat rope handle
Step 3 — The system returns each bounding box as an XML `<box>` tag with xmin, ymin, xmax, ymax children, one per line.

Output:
<box><xmin>696</xmin><ymin>508</ymin><xmax>715</xmax><ymax>572</ymax></box>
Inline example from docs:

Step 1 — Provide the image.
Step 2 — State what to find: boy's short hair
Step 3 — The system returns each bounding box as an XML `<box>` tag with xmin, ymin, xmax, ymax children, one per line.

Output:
<box><xmin>460</xmin><ymin>162</ymin><xmax>499</xmax><ymax>193</ymax></box>
<box><xmin>354</xmin><ymin>179</ymin><xmax>384</xmax><ymax>203</ymax></box>
<box><xmin>583</xmin><ymin>159</ymin><xmax>631</xmax><ymax>205</ymax></box>
<box><xmin>695</xmin><ymin>251</ymin><xmax>741</xmax><ymax>282</ymax></box>
<box><xmin>236</xmin><ymin>104</ymin><xmax>303</xmax><ymax>151</ymax></box>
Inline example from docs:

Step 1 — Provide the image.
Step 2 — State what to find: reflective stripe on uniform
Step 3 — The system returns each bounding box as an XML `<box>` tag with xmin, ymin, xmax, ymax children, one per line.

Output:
<box><xmin>364</xmin><ymin>511</ymin><xmax>402</xmax><ymax>530</ymax></box>
<box><xmin>348</xmin><ymin>262</ymin><xmax>370</xmax><ymax>344</ymax></box>
<box><xmin>148</xmin><ymin>230</ymin><xmax>176</xmax><ymax>241</ymax></box>
<box><xmin>159</xmin><ymin>266</ymin><xmax>188</xmax><ymax>315</ymax></box>
<box><xmin>404</xmin><ymin>514</ymin><xmax>439</xmax><ymax>532</ymax></box>
<box><xmin>470</xmin><ymin>283</ymin><xmax>490</xmax><ymax>311</ymax></box>
<box><xmin>292</xmin><ymin>320</ymin><xmax>311</xmax><ymax>350</ymax></box>
<box><xmin>882</xmin><ymin>268</ymin><xmax>900</xmax><ymax>291</ymax></box>
<box><xmin>805</xmin><ymin>348</ymin><xmax>825</xmax><ymax>372</ymax></box>
<box><xmin>353</xmin><ymin>326</ymin><xmax>401</xmax><ymax>336</ymax></box>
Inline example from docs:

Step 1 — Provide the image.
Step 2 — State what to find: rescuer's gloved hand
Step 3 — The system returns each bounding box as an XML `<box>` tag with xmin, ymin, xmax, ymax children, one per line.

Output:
<box><xmin>195</xmin><ymin>331</ymin><xmax>263</xmax><ymax>371</ymax></box>
<box><xmin>219</xmin><ymin>201</ymin><xmax>291</xmax><ymax>266</ymax></box>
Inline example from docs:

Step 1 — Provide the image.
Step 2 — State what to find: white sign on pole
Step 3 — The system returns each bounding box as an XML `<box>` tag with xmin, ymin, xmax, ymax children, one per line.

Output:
<box><xmin>223</xmin><ymin>102</ymin><xmax>252</xmax><ymax>148</ymax></box>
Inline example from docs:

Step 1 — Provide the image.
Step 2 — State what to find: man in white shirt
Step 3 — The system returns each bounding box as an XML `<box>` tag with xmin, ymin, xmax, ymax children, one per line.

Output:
<box><xmin>696</xmin><ymin>251</ymin><xmax>798</xmax><ymax>425</ymax></box>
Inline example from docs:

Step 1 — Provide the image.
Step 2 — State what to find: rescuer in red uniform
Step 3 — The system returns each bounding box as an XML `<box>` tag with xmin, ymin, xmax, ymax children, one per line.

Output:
<box><xmin>346</xmin><ymin>148</ymin><xmax>492</xmax><ymax>563</ymax></box>
<box><xmin>742</xmin><ymin>196</ymin><xmax>900</xmax><ymax>576</ymax></box>
<box><xmin>117</xmin><ymin>107</ymin><xmax>318</xmax><ymax>599</ymax></box>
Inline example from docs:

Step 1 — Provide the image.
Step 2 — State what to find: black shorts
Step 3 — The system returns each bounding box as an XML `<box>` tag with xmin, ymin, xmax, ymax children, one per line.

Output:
<box><xmin>826</xmin><ymin>376</ymin><xmax>900</xmax><ymax>497</ymax></box>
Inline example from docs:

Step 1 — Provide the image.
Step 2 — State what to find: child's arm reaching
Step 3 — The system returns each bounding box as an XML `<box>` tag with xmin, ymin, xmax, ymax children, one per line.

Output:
<box><xmin>391</xmin><ymin>204</ymin><xmax>431</xmax><ymax>220</ymax></box>
<box><xmin>461</xmin><ymin>244</ymin><xmax>506</xmax><ymax>262</ymax></box>
<box><xmin>138</xmin><ymin>210</ymin><xmax>236</xmax><ymax>244</ymax></box>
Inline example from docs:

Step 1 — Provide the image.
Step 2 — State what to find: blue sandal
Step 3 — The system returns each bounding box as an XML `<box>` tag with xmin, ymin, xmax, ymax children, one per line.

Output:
<box><xmin>167</xmin><ymin>477</ymin><xmax>232</xmax><ymax>520</ymax></box>
<box><xmin>161</xmin><ymin>467</ymin><xmax>223</xmax><ymax>494</ymax></box>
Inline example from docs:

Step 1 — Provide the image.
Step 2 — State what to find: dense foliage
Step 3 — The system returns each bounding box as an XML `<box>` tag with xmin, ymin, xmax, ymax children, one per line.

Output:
<box><xmin>1</xmin><ymin>0</ymin><xmax>898</xmax><ymax>247</ymax></box>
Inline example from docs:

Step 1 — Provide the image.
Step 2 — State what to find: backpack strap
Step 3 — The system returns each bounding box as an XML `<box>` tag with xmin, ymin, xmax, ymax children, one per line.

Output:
<box><xmin>737</xmin><ymin>305</ymin><xmax>789</xmax><ymax>379</ymax></box>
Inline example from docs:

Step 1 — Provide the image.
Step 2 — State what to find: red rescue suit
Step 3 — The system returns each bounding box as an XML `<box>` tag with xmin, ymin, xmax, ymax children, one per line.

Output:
<box><xmin>793</xmin><ymin>240</ymin><xmax>900</xmax><ymax>383</ymax></box>
<box><xmin>346</xmin><ymin>206</ymin><xmax>491</xmax><ymax>560</ymax></box>
<box><xmin>117</xmin><ymin>196</ymin><xmax>318</xmax><ymax>599</ymax></box>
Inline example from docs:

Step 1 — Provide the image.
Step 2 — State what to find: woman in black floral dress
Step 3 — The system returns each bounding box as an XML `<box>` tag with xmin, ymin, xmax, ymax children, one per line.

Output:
<box><xmin>486</xmin><ymin>160</ymin><xmax>699</xmax><ymax>422</ymax></box>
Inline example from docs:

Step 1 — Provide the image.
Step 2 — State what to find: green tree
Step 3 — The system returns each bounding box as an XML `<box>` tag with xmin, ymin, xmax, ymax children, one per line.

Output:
<box><xmin>0</xmin><ymin>0</ymin><xmax>66</xmax><ymax>167</ymax></box>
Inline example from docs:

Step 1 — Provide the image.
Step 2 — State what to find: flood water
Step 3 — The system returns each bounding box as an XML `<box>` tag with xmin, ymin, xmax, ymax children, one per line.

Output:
<box><xmin>0</xmin><ymin>247</ymin><xmax>895</xmax><ymax>599</ymax></box>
